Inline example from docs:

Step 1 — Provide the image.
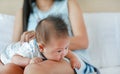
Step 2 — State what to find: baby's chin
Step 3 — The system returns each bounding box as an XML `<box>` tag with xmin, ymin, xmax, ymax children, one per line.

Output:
<box><xmin>56</xmin><ymin>58</ymin><xmax>65</xmax><ymax>62</ymax></box>
<box><xmin>49</xmin><ymin>58</ymin><xmax>64</xmax><ymax>62</ymax></box>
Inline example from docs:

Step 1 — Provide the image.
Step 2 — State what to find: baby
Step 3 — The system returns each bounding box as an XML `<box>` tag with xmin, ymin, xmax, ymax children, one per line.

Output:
<box><xmin>0</xmin><ymin>16</ymin><xmax>80</xmax><ymax>69</ymax></box>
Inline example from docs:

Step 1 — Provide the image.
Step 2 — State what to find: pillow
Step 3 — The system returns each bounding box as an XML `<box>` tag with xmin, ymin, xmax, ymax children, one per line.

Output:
<box><xmin>0</xmin><ymin>14</ymin><xmax>14</xmax><ymax>54</ymax></box>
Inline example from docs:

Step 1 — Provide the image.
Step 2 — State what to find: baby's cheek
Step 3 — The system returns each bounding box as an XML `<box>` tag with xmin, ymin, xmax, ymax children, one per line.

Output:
<box><xmin>50</xmin><ymin>54</ymin><xmax>60</xmax><ymax>61</ymax></box>
<box><xmin>54</xmin><ymin>55</ymin><xmax>61</xmax><ymax>61</ymax></box>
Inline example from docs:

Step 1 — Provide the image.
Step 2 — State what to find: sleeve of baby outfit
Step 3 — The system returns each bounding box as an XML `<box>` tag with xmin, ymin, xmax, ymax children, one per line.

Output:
<box><xmin>16</xmin><ymin>42</ymin><xmax>34</xmax><ymax>58</ymax></box>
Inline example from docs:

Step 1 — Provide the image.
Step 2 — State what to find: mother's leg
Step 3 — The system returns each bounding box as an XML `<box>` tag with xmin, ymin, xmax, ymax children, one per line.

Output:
<box><xmin>0</xmin><ymin>63</ymin><xmax>23</xmax><ymax>74</ymax></box>
<box><xmin>24</xmin><ymin>60</ymin><xmax>75</xmax><ymax>74</ymax></box>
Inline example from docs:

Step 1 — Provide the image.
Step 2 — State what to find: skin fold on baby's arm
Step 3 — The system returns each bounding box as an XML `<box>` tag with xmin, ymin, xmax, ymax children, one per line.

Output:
<box><xmin>29</xmin><ymin>57</ymin><xmax>43</xmax><ymax>64</ymax></box>
<box><xmin>66</xmin><ymin>50</ymin><xmax>81</xmax><ymax>70</ymax></box>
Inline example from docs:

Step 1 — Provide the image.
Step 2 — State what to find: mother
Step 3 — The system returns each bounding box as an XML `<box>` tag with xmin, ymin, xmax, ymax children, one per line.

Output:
<box><xmin>13</xmin><ymin>0</ymin><xmax>89</xmax><ymax>74</ymax></box>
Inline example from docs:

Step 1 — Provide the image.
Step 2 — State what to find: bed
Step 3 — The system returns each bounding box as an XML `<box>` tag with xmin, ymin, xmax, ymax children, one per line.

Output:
<box><xmin>0</xmin><ymin>13</ymin><xmax>120</xmax><ymax>74</ymax></box>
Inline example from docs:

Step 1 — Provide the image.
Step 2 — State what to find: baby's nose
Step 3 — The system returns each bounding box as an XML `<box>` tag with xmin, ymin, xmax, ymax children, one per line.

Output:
<box><xmin>61</xmin><ymin>51</ymin><xmax>66</xmax><ymax>57</ymax></box>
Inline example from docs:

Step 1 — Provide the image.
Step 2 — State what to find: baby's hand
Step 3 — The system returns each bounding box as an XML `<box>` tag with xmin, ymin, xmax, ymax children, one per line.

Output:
<box><xmin>30</xmin><ymin>57</ymin><xmax>43</xmax><ymax>64</ymax></box>
<box><xmin>70</xmin><ymin>57</ymin><xmax>81</xmax><ymax>70</ymax></box>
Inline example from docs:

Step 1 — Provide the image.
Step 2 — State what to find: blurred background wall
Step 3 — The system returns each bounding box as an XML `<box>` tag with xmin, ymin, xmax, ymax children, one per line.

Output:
<box><xmin>0</xmin><ymin>0</ymin><xmax>23</xmax><ymax>15</ymax></box>
<box><xmin>0</xmin><ymin>0</ymin><xmax>120</xmax><ymax>15</ymax></box>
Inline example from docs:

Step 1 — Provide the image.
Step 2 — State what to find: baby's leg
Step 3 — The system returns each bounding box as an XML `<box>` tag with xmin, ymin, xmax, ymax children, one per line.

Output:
<box><xmin>0</xmin><ymin>63</ymin><xmax>23</xmax><ymax>74</ymax></box>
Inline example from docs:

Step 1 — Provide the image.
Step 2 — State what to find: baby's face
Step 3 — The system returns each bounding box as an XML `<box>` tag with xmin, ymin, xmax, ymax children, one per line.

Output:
<box><xmin>43</xmin><ymin>37</ymin><xmax>70</xmax><ymax>61</ymax></box>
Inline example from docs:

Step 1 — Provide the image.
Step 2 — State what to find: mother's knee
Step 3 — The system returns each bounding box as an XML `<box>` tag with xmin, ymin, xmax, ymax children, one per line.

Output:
<box><xmin>3</xmin><ymin>63</ymin><xmax>23</xmax><ymax>74</ymax></box>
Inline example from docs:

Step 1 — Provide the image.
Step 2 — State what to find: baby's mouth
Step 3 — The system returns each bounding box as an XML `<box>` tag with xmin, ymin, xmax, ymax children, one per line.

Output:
<box><xmin>58</xmin><ymin>57</ymin><xmax>64</xmax><ymax>61</ymax></box>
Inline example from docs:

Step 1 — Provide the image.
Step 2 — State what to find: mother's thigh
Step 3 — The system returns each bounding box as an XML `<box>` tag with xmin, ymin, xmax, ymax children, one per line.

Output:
<box><xmin>24</xmin><ymin>60</ymin><xmax>75</xmax><ymax>74</ymax></box>
<box><xmin>0</xmin><ymin>63</ymin><xmax>23</xmax><ymax>74</ymax></box>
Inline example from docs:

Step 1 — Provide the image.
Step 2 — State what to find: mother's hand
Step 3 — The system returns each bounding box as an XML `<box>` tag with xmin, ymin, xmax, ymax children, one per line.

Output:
<box><xmin>20</xmin><ymin>31</ymin><xmax>35</xmax><ymax>43</ymax></box>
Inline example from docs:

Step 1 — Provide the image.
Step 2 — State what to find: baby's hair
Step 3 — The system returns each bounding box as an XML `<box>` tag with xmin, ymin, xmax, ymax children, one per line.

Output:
<box><xmin>35</xmin><ymin>16</ymin><xmax>69</xmax><ymax>45</ymax></box>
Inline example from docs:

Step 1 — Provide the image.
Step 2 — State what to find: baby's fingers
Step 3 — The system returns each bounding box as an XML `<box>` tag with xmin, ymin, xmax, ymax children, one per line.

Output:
<box><xmin>73</xmin><ymin>63</ymin><xmax>81</xmax><ymax>70</ymax></box>
<box><xmin>29</xmin><ymin>60</ymin><xmax>35</xmax><ymax>64</ymax></box>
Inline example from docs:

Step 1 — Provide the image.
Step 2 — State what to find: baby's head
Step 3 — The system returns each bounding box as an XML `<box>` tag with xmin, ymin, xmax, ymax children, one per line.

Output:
<box><xmin>35</xmin><ymin>16</ymin><xmax>70</xmax><ymax>61</ymax></box>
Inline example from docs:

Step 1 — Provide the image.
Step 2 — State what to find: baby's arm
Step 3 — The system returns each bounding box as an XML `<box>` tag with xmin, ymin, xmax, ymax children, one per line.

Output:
<box><xmin>11</xmin><ymin>54</ymin><xmax>31</xmax><ymax>68</ymax></box>
<box><xmin>11</xmin><ymin>54</ymin><xmax>43</xmax><ymax>68</ymax></box>
<box><xmin>66</xmin><ymin>50</ymin><xmax>80</xmax><ymax>69</ymax></box>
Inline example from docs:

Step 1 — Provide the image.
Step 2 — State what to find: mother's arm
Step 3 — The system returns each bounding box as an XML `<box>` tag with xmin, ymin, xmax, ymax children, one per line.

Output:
<box><xmin>12</xmin><ymin>9</ymin><xmax>23</xmax><ymax>42</ymax></box>
<box><xmin>68</xmin><ymin>0</ymin><xmax>89</xmax><ymax>50</ymax></box>
<box><xmin>24</xmin><ymin>60</ymin><xmax>75</xmax><ymax>74</ymax></box>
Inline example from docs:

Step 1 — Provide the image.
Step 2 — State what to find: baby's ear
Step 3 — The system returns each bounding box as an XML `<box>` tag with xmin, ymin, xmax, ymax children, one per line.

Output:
<box><xmin>38</xmin><ymin>44</ymin><xmax>44</xmax><ymax>52</ymax></box>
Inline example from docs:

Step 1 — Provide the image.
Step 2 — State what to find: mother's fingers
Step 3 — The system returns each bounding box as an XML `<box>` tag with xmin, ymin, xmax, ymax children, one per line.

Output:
<box><xmin>25</xmin><ymin>31</ymin><xmax>35</xmax><ymax>42</ymax></box>
<box><xmin>20</xmin><ymin>31</ymin><xmax>35</xmax><ymax>43</ymax></box>
<box><xmin>28</xmin><ymin>33</ymin><xmax>35</xmax><ymax>41</ymax></box>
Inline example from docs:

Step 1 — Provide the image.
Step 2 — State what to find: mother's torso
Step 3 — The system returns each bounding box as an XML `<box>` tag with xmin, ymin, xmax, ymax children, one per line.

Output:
<box><xmin>28</xmin><ymin>0</ymin><xmax>73</xmax><ymax>36</ymax></box>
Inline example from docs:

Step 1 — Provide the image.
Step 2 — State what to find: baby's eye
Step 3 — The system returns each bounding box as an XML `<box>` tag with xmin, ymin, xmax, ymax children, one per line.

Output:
<box><xmin>65</xmin><ymin>47</ymin><xmax>68</xmax><ymax>50</ymax></box>
<box><xmin>57</xmin><ymin>50</ymin><xmax>62</xmax><ymax>53</ymax></box>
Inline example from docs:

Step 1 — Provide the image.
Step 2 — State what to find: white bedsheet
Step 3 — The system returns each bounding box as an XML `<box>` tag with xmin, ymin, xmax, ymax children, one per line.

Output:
<box><xmin>84</xmin><ymin>13</ymin><xmax>120</xmax><ymax>68</ymax></box>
